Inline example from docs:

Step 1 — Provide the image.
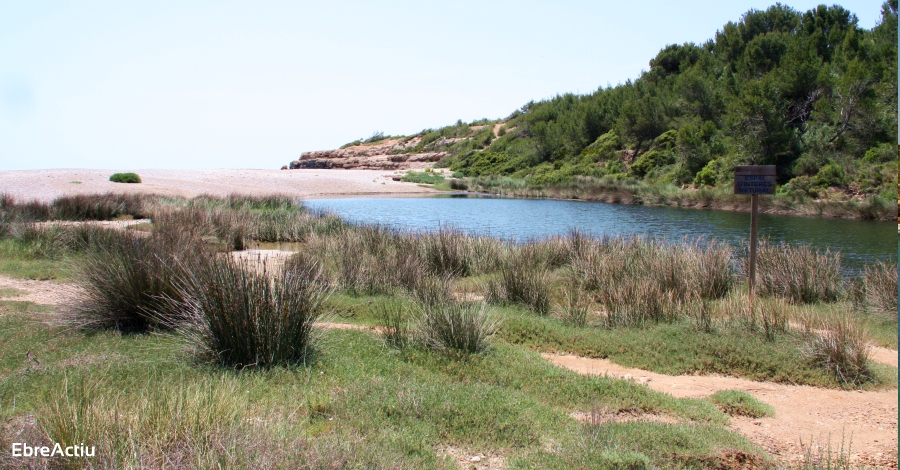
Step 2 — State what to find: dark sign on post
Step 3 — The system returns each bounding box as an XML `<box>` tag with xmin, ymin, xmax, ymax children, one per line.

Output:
<box><xmin>734</xmin><ymin>165</ymin><xmax>776</xmax><ymax>195</ymax></box>
<box><xmin>734</xmin><ymin>165</ymin><xmax>776</xmax><ymax>321</ymax></box>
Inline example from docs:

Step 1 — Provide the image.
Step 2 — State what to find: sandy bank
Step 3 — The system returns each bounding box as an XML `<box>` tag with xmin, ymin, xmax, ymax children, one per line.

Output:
<box><xmin>0</xmin><ymin>168</ymin><xmax>438</xmax><ymax>202</ymax></box>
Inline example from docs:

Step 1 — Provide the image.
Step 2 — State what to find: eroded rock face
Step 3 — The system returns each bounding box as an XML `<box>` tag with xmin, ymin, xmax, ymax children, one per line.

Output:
<box><xmin>286</xmin><ymin>138</ymin><xmax>447</xmax><ymax>170</ymax></box>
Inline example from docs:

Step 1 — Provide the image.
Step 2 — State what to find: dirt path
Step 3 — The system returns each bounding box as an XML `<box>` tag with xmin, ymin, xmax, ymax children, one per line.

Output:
<box><xmin>543</xmin><ymin>353</ymin><xmax>898</xmax><ymax>468</ymax></box>
<box><xmin>0</xmin><ymin>275</ymin><xmax>83</xmax><ymax>306</ymax></box>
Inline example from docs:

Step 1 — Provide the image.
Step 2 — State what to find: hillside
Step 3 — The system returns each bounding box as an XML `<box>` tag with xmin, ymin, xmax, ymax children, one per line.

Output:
<box><xmin>290</xmin><ymin>2</ymin><xmax>898</xmax><ymax>217</ymax></box>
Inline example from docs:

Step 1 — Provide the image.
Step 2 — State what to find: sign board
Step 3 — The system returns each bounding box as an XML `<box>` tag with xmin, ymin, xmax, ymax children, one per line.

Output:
<box><xmin>734</xmin><ymin>165</ymin><xmax>776</xmax><ymax>195</ymax></box>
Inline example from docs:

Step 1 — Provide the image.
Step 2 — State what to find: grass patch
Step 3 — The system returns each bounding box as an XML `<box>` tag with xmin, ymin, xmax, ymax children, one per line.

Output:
<box><xmin>707</xmin><ymin>390</ymin><xmax>775</xmax><ymax>418</ymax></box>
<box><xmin>521</xmin><ymin>421</ymin><xmax>769</xmax><ymax>469</ymax></box>
<box><xmin>0</xmin><ymin>287</ymin><xmax>26</xmax><ymax>299</ymax></box>
<box><xmin>401</xmin><ymin>171</ymin><xmax>444</xmax><ymax>185</ymax></box>
<box><xmin>499</xmin><ymin>304</ymin><xmax>894</xmax><ymax>388</ymax></box>
<box><xmin>0</xmin><ymin>239</ymin><xmax>71</xmax><ymax>281</ymax></box>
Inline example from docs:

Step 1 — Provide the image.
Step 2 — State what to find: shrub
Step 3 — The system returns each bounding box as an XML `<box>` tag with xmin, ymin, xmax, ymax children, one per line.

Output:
<box><xmin>752</xmin><ymin>240</ymin><xmax>842</xmax><ymax>304</ymax></box>
<box><xmin>800</xmin><ymin>312</ymin><xmax>873</xmax><ymax>387</ymax></box>
<box><xmin>176</xmin><ymin>257</ymin><xmax>330</xmax><ymax>368</ymax></box>
<box><xmin>109</xmin><ymin>172</ymin><xmax>142</xmax><ymax>184</ymax></box>
<box><xmin>448</xmin><ymin>179</ymin><xmax>468</xmax><ymax>190</ymax></box>
<box><xmin>707</xmin><ymin>390</ymin><xmax>774</xmax><ymax>418</ymax></box>
<box><xmin>419</xmin><ymin>301</ymin><xmax>498</xmax><ymax>354</ymax></box>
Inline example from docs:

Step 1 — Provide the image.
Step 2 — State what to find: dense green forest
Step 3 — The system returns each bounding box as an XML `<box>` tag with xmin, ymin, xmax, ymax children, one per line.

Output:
<box><xmin>364</xmin><ymin>2</ymin><xmax>898</xmax><ymax>205</ymax></box>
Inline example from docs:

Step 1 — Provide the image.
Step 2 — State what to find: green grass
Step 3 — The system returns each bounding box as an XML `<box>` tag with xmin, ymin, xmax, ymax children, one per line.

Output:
<box><xmin>707</xmin><ymin>390</ymin><xmax>775</xmax><ymax>418</ymax></box>
<box><xmin>519</xmin><ymin>421</ymin><xmax>770</xmax><ymax>469</ymax></box>
<box><xmin>401</xmin><ymin>171</ymin><xmax>445</xmax><ymax>185</ymax></box>
<box><xmin>0</xmin><ymin>287</ymin><xmax>26</xmax><ymax>299</ymax></box>
<box><xmin>498</xmin><ymin>303</ymin><xmax>895</xmax><ymax>389</ymax></box>
<box><xmin>0</xmin><ymin>307</ymin><xmax>766</xmax><ymax>468</ymax></box>
<box><xmin>0</xmin><ymin>239</ymin><xmax>73</xmax><ymax>281</ymax></box>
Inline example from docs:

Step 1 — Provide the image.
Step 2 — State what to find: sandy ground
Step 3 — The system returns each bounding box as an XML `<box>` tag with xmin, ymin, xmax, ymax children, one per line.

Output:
<box><xmin>0</xmin><ymin>168</ymin><xmax>437</xmax><ymax>202</ymax></box>
<box><xmin>0</xmin><ymin>275</ymin><xmax>84</xmax><ymax>305</ymax></box>
<box><xmin>544</xmin><ymin>353</ymin><xmax>898</xmax><ymax>468</ymax></box>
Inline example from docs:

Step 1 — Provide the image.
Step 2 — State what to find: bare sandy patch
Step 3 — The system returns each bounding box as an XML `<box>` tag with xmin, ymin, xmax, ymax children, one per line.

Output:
<box><xmin>435</xmin><ymin>444</ymin><xmax>506</xmax><ymax>470</ymax></box>
<box><xmin>870</xmin><ymin>346</ymin><xmax>898</xmax><ymax>368</ymax></box>
<box><xmin>0</xmin><ymin>275</ymin><xmax>83</xmax><ymax>306</ymax></box>
<box><xmin>0</xmin><ymin>168</ymin><xmax>438</xmax><ymax>202</ymax></box>
<box><xmin>543</xmin><ymin>353</ymin><xmax>898</xmax><ymax>467</ymax></box>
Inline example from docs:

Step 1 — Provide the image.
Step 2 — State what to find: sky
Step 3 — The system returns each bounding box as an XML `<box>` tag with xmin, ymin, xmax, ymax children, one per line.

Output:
<box><xmin>0</xmin><ymin>1</ymin><xmax>889</xmax><ymax>170</ymax></box>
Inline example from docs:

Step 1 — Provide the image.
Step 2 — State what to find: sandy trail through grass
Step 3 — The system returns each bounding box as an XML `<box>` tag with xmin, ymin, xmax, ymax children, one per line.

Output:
<box><xmin>543</xmin><ymin>352</ymin><xmax>898</xmax><ymax>467</ymax></box>
<box><xmin>0</xmin><ymin>275</ymin><xmax>83</xmax><ymax>306</ymax></box>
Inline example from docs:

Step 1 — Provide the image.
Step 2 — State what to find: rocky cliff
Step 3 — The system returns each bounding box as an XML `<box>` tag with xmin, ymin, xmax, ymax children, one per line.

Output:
<box><xmin>285</xmin><ymin>138</ymin><xmax>447</xmax><ymax>170</ymax></box>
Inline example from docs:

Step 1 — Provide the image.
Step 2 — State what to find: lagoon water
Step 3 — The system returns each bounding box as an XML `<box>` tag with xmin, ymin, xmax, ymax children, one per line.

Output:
<box><xmin>303</xmin><ymin>195</ymin><xmax>896</xmax><ymax>270</ymax></box>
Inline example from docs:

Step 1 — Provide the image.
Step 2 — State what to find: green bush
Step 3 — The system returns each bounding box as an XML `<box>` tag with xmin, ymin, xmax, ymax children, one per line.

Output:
<box><xmin>109</xmin><ymin>172</ymin><xmax>142</xmax><ymax>184</ymax></box>
<box><xmin>813</xmin><ymin>163</ymin><xmax>847</xmax><ymax>188</ymax></box>
<box><xmin>692</xmin><ymin>160</ymin><xmax>719</xmax><ymax>187</ymax></box>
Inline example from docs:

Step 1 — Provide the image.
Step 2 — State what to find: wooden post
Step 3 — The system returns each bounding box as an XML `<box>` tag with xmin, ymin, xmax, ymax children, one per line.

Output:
<box><xmin>748</xmin><ymin>193</ymin><xmax>758</xmax><ymax>318</ymax></box>
<box><xmin>734</xmin><ymin>165</ymin><xmax>775</xmax><ymax>321</ymax></box>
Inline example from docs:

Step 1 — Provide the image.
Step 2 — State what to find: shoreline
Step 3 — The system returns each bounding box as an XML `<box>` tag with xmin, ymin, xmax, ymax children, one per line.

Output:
<box><xmin>461</xmin><ymin>179</ymin><xmax>897</xmax><ymax>222</ymax></box>
<box><xmin>2</xmin><ymin>168</ymin><xmax>895</xmax><ymax>223</ymax></box>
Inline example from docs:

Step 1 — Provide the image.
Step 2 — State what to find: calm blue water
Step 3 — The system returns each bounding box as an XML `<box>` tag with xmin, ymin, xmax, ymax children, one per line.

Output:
<box><xmin>304</xmin><ymin>195</ymin><xmax>897</xmax><ymax>270</ymax></box>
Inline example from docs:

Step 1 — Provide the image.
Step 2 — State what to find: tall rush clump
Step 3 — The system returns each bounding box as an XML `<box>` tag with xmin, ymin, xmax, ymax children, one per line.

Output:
<box><xmin>174</xmin><ymin>257</ymin><xmax>330</xmax><ymax>368</ymax></box>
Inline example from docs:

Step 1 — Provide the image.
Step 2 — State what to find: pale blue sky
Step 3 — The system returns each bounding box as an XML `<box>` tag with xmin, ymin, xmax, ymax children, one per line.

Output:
<box><xmin>0</xmin><ymin>1</ymin><xmax>887</xmax><ymax>170</ymax></box>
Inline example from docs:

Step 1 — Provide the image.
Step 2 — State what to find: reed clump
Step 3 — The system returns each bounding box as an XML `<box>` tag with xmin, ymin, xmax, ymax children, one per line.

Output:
<box><xmin>862</xmin><ymin>261</ymin><xmax>898</xmax><ymax>317</ymax></box>
<box><xmin>418</xmin><ymin>301</ymin><xmax>499</xmax><ymax>354</ymax></box>
<box><xmin>486</xmin><ymin>246</ymin><xmax>552</xmax><ymax>315</ymax></box>
<box><xmin>374</xmin><ymin>300</ymin><xmax>411</xmax><ymax>349</ymax></box>
<box><xmin>556</xmin><ymin>278</ymin><xmax>591</xmax><ymax>327</ymax></box>
<box><xmin>572</xmin><ymin>237</ymin><xmax>734</xmax><ymax>327</ymax></box>
<box><xmin>800</xmin><ymin>311</ymin><xmax>873</xmax><ymax>387</ymax></box>
<box><xmin>0</xmin><ymin>192</ymin><xmax>155</xmax><ymax>222</ymax></box>
<box><xmin>752</xmin><ymin>240</ymin><xmax>843</xmax><ymax>304</ymax></box>
<box><xmin>69</xmin><ymin>229</ymin><xmax>203</xmax><ymax>333</ymax></box>
<box><xmin>420</xmin><ymin>226</ymin><xmax>474</xmax><ymax>277</ymax></box>
<box><xmin>174</xmin><ymin>257</ymin><xmax>329</xmax><ymax>368</ymax></box>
